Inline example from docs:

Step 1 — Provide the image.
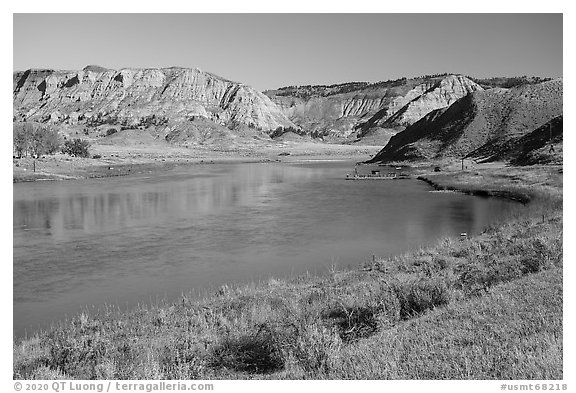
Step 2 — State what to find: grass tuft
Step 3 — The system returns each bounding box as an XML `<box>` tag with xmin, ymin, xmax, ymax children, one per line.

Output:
<box><xmin>210</xmin><ymin>324</ymin><xmax>284</xmax><ymax>374</ymax></box>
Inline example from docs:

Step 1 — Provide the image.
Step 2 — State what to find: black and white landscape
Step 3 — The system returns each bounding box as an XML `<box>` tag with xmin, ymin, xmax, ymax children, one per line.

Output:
<box><xmin>12</xmin><ymin>13</ymin><xmax>563</xmax><ymax>380</ymax></box>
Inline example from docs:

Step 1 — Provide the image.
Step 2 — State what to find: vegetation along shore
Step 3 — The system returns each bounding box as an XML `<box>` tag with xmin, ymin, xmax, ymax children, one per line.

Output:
<box><xmin>13</xmin><ymin>163</ymin><xmax>563</xmax><ymax>380</ymax></box>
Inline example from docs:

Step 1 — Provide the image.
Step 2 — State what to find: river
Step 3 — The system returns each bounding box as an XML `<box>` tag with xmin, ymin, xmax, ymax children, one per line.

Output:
<box><xmin>13</xmin><ymin>161</ymin><xmax>519</xmax><ymax>337</ymax></box>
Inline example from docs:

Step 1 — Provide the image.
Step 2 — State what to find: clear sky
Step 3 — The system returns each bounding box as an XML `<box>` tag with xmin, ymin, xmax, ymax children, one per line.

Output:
<box><xmin>13</xmin><ymin>13</ymin><xmax>562</xmax><ymax>91</ymax></box>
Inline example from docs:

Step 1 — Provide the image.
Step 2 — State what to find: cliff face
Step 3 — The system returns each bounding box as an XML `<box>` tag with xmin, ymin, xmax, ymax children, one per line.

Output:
<box><xmin>265</xmin><ymin>74</ymin><xmax>482</xmax><ymax>142</ymax></box>
<box><xmin>365</xmin><ymin>75</ymin><xmax>483</xmax><ymax>129</ymax></box>
<box><xmin>369</xmin><ymin>79</ymin><xmax>563</xmax><ymax>163</ymax></box>
<box><xmin>13</xmin><ymin>66</ymin><xmax>296</xmax><ymax>133</ymax></box>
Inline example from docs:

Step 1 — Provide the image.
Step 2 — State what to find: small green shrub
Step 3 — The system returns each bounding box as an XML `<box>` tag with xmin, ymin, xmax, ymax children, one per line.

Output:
<box><xmin>283</xmin><ymin>322</ymin><xmax>340</xmax><ymax>375</ymax></box>
<box><xmin>324</xmin><ymin>306</ymin><xmax>379</xmax><ymax>342</ymax></box>
<box><xmin>456</xmin><ymin>256</ymin><xmax>524</xmax><ymax>296</ymax></box>
<box><xmin>62</xmin><ymin>138</ymin><xmax>90</xmax><ymax>158</ymax></box>
<box><xmin>210</xmin><ymin>324</ymin><xmax>284</xmax><ymax>374</ymax></box>
<box><xmin>394</xmin><ymin>278</ymin><xmax>451</xmax><ymax>319</ymax></box>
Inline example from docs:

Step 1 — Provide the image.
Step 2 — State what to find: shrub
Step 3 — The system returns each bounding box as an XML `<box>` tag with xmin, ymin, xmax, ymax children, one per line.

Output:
<box><xmin>106</xmin><ymin>128</ymin><xmax>118</xmax><ymax>136</ymax></box>
<box><xmin>394</xmin><ymin>277</ymin><xmax>451</xmax><ymax>319</ymax></box>
<box><xmin>62</xmin><ymin>138</ymin><xmax>91</xmax><ymax>158</ymax></box>
<box><xmin>284</xmin><ymin>323</ymin><xmax>340</xmax><ymax>375</ymax></box>
<box><xmin>456</xmin><ymin>257</ymin><xmax>523</xmax><ymax>296</ymax></box>
<box><xmin>210</xmin><ymin>324</ymin><xmax>284</xmax><ymax>374</ymax></box>
<box><xmin>46</xmin><ymin>329</ymin><xmax>109</xmax><ymax>379</ymax></box>
<box><xmin>323</xmin><ymin>306</ymin><xmax>379</xmax><ymax>343</ymax></box>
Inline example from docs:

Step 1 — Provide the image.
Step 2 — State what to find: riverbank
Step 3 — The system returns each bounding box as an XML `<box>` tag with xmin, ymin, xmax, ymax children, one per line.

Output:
<box><xmin>416</xmin><ymin>164</ymin><xmax>563</xmax><ymax>204</ymax></box>
<box><xmin>13</xmin><ymin>164</ymin><xmax>563</xmax><ymax>379</ymax></box>
<box><xmin>13</xmin><ymin>142</ymin><xmax>382</xmax><ymax>183</ymax></box>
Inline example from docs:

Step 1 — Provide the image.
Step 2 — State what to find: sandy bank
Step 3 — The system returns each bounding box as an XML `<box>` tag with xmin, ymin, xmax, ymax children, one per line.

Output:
<box><xmin>13</xmin><ymin>142</ymin><xmax>383</xmax><ymax>183</ymax></box>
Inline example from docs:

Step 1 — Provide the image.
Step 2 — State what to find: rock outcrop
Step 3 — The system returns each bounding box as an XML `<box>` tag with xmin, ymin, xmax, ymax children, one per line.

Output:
<box><xmin>362</xmin><ymin>75</ymin><xmax>482</xmax><ymax>129</ymax></box>
<box><xmin>14</xmin><ymin>67</ymin><xmax>559</xmax><ymax>155</ymax></box>
<box><xmin>368</xmin><ymin>79</ymin><xmax>563</xmax><ymax>163</ymax></box>
<box><xmin>265</xmin><ymin>74</ymin><xmax>482</xmax><ymax>143</ymax></box>
<box><xmin>13</xmin><ymin>66</ymin><xmax>296</xmax><ymax>134</ymax></box>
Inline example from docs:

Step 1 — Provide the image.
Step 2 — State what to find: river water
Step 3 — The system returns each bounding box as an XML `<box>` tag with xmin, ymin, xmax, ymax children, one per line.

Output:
<box><xmin>13</xmin><ymin>161</ymin><xmax>518</xmax><ymax>337</ymax></box>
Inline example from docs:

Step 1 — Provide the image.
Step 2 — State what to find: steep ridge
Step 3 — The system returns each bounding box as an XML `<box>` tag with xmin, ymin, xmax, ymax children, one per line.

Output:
<box><xmin>13</xmin><ymin>66</ymin><xmax>296</xmax><ymax>136</ymax></box>
<box><xmin>265</xmin><ymin>74</ymin><xmax>482</xmax><ymax>143</ymax></box>
<box><xmin>368</xmin><ymin>79</ymin><xmax>563</xmax><ymax>163</ymax></box>
<box><xmin>366</xmin><ymin>75</ymin><xmax>482</xmax><ymax>128</ymax></box>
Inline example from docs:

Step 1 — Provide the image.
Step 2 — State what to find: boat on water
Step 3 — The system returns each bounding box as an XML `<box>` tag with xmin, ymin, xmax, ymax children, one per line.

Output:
<box><xmin>345</xmin><ymin>169</ymin><xmax>411</xmax><ymax>180</ymax></box>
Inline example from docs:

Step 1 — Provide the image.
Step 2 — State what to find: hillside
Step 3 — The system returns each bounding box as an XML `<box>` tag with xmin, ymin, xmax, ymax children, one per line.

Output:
<box><xmin>360</xmin><ymin>74</ymin><xmax>482</xmax><ymax>130</ymax></box>
<box><xmin>13</xmin><ymin>66</ymin><xmax>297</xmax><ymax>145</ymax></box>
<box><xmin>265</xmin><ymin>74</ymin><xmax>482</xmax><ymax>144</ymax></box>
<box><xmin>13</xmin><ymin>68</ymin><xmax>561</xmax><ymax>153</ymax></box>
<box><xmin>368</xmin><ymin>79</ymin><xmax>563</xmax><ymax>163</ymax></box>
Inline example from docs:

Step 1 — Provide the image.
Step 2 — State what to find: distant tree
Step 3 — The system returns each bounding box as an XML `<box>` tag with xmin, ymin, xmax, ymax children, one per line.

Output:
<box><xmin>13</xmin><ymin>122</ymin><xmax>61</xmax><ymax>158</ymax></box>
<box><xmin>34</xmin><ymin>126</ymin><xmax>61</xmax><ymax>156</ymax></box>
<box><xmin>13</xmin><ymin>124</ymin><xmax>31</xmax><ymax>157</ymax></box>
<box><xmin>62</xmin><ymin>138</ymin><xmax>91</xmax><ymax>158</ymax></box>
<box><xmin>467</xmin><ymin>75</ymin><xmax>553</xmax><ymax>89</ymax></box>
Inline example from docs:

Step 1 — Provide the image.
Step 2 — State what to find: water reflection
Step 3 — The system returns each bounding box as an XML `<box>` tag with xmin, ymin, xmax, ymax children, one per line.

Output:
<box><xmin>14</xmin><ymin>165</ymin><xmax>317</xmax><ymax>239</ymax></box>
<box><xmin>13</xmin><ymin>162</ymin><xmax>518</xmax><ymax>337</ymax></box>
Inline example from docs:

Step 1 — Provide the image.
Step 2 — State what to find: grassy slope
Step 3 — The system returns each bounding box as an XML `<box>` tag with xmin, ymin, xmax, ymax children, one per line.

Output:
<box><xmin>319</xmin><ymin>267</ymin><xmax>562</xmax><ymax>379</ymax></box>
<box><xmin>13</xmin><ymin>165</ymin><xmax>563</xmax><ymax>380</ymax></box>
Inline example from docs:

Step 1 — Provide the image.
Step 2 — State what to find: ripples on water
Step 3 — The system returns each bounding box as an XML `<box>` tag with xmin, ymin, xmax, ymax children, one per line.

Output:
<box><xmin>13</xmin><ymin>162</ymin><xmax>518</xmax><ymax>337</ymax></box>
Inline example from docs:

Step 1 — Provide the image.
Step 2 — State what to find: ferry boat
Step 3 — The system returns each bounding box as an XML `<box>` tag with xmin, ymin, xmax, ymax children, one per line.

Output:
<box><xmin>345</xmin><ymin>169</ymin><xmax>411</xmax><ymax>180</ymax></box>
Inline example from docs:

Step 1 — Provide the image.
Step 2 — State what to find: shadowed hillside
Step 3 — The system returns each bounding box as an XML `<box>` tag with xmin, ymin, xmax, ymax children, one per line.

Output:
<box><xmin>368</xmin><ymin>79</ymin><xmax>562</xmax><ymax>163</ymax></box>
<box><xmin>510</xmin><ymin>116</ymin><xmax>563</xmax><ymax>166</ymax></box>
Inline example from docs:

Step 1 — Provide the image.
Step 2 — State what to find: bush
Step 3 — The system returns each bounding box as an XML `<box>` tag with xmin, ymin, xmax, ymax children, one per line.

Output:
<box><xmin>62</xmin><ymin>138</ymin><xmax>91</xmax><ymax>158</ymax></box>
<box><xmin>284</xmin><ymin>322</ymin><xmax>340</xmax><ymax>375</ymax></box>
<box><xmin>210</xmin><ymin>325</ymin><xmax>284</xmax><ymax>374</ymax></box>
<box><xmin>106</xmin><ymin>128</ymin><xmax>118</xmax><ymax>136</ymax></box>
<box><xmin>394</xmin><ymin>277</ymin><xmax>451</xmax><ymax>319</ymax></box>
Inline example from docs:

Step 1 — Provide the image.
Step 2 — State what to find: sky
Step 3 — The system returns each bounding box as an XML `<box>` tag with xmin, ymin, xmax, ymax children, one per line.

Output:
<box><xmin>13</xmin><ymin>13</ymin><xmax>563</xmax><ymax>92</ymax></box>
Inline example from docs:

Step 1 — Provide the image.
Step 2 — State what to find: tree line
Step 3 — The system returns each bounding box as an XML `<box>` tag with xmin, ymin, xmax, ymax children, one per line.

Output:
<box><xmin>13</xmin><ymin>122</ymin><xmax>90</xmax><ymax>158</ymax></box>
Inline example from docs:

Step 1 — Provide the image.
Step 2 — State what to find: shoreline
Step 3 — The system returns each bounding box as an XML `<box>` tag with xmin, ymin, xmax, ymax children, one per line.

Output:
<box><xmin>13</xmin><ymin>143</ymin><xmax>382</xmax><ymax>184</ymax></box>
<box><xmin>416</xmin><ymin>175</ymin><xmax>532</xmax><ymax>204</ymax></box>
<box><xmin>13</xmin><ymin>164</ymin><xmax>563</xmax><ymax>380</ymax></box>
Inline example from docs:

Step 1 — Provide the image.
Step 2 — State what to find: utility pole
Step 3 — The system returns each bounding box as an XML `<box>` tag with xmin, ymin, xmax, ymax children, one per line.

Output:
<box><xmin>549</xmin><ymin>122</ymin><xmax>555</xmax><ymax>153</ymax></box>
